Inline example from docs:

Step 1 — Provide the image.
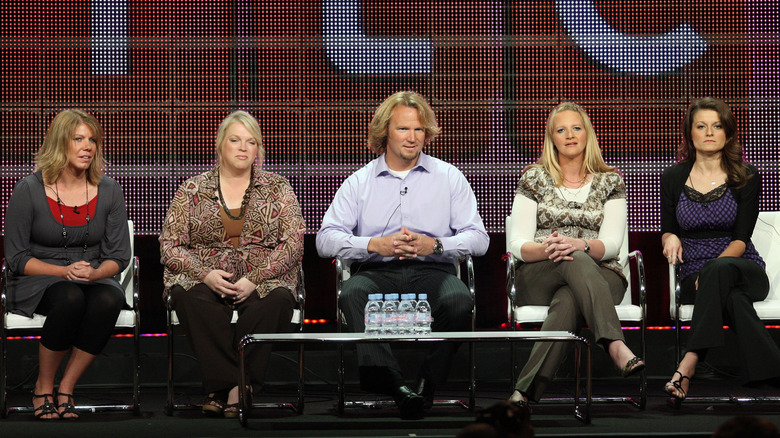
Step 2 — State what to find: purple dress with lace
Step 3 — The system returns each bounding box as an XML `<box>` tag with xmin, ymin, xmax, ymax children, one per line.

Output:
<box><xmin>676</xmin><ymin>184</ymin><xmax>764</xmax><ymax>282</ymax></box>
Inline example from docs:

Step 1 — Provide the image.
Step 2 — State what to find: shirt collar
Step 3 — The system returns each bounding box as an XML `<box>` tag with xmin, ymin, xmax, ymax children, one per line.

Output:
<box><xmin>374</xmin><ymin>151</ymin><xmax>431</xmax><ymax>177</ymax></box>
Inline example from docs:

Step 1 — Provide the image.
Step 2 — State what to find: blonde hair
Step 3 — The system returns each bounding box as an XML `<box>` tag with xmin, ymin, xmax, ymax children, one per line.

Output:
<box><xmin>35</xmin><ymin>109</ymin><xmax>105</xmax><ymax>185</ymax></box>
<box><xmin>367</xmin><ymin>91</ymin><xmax>441</xmax><ymax>154</ymax></box>
<box><xmin>215</xmin><ymin>111</ymin><xmax>265</xmax><ymax>165</ymax></box>
<box><xmin>531</xmin><ymin>102</ymin><xmax>614</xmax><ymax>185</ymax></box>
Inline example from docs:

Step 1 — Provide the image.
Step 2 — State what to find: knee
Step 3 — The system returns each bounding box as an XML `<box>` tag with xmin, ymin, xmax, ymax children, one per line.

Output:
<box><xmin>258</xmin><ymin>288</ymin><xmax>295</xmax><ymax>313</ymax></box>
<box><xmin>338</xmin><ymin>279</ymin><xmax>370</xmax><ymax>310</ymax></box>
<box><xmin>562</xmin><ymin>252</ymin><xmax>599</xmax><ymax>275</ymax></box>
<box><xmin>56</xmin><ymin>285</ymin><xmax>87</xmax><ymax>312</ymax></box>
<box><xmin>437</xmin><ymin>282</ymin><xmax>473</xmax><ymax>318</ymax></box>
<box><xmin>170</xmin><ymin>283</ymin><xmax>211</xmax><ymax>308</ymax></box>
<box><xmin>700</xmin><ymin>257</ymin><xmax>739</xmax><ymax>278</ymax></box>
<box><xmin>104</xmin><ymin>288</ymin><xmax>126</xmax><ymax>312</ymax></box>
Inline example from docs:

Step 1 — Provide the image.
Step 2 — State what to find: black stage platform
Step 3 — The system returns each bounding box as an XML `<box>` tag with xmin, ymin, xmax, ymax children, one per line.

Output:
<box><xmin>3</xmin><ymin>380</ymin><xmax>780</xmax><ymax>438</ymax></box>
<box><xmin>3</xmin><ymin>332</ymin><xmax>780</xmax><ymax>437</ymax></box>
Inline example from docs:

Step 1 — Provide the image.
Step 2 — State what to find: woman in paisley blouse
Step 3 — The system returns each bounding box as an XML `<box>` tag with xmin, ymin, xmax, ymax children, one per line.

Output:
<box><xmin>506</xmin><ymin>102</ymin><xmax>644</xmax><ymax>407</ymax></box>
<box><xmin>661</xmin><ymin>98</ymin><xmax>780</xmax><ymax>405</ymax></box>
<box><xmin>160</xmin><ymin>111</ymin><xmax>305</xmax><ymax>418</ymax></box>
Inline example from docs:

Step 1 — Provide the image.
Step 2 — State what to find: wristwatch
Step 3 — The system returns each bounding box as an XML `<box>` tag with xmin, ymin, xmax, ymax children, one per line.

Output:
<box><xmin>433</xmin><ymin>238</ymin><xmax>444</xmax><ymax>255</ymax></box>
<box><xmin>582</xmin><ymin>239</ymin><xmax>590</xmax><ymax>254</ymax></box>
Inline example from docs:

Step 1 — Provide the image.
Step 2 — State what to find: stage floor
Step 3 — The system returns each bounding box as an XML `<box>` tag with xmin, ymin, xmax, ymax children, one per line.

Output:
<box><xmin>3</xmin><ymin>378</ymin><xmax>780</xmax><ymax>438</ymax></box>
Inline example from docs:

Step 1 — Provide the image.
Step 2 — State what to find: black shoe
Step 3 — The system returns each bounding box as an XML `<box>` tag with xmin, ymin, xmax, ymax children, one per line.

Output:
<box><xmin>416</xmin><ymin>377</ymin><xmax>435</xmax><ymax>410</ymax></box>
<box><xmin>393</xmin><ymin>385</ymin><xmax>424</xmax><ymax>420</ymax></box>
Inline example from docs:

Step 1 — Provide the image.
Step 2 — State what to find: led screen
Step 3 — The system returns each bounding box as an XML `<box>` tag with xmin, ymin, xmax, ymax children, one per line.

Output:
<box><xmin>2</xmin><ymin>1</ymin><xmax>778</xmax><ymax>234</ymax></box>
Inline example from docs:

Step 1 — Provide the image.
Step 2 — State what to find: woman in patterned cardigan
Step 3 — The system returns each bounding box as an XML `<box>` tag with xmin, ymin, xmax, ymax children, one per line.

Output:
<box><xmin>160</xmin><ymin>111</ymin><xmax>305</xmax><ymax>418</ymax></box>
<box><xmin>506</xmin><ymin>102</ymin><xmax>644</xmax><ymax>407</ymax></box>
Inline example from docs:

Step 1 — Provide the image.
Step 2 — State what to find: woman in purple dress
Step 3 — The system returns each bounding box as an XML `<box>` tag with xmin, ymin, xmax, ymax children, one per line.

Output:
<box><xmin>661</xmin><ymin>97</ymin><xmax>780</xmax><ymax>405</ymax></box>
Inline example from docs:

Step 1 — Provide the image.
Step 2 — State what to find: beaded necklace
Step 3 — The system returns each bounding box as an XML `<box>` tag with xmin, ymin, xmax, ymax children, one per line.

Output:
<box><xmin>52</xmin><ymin>179</ymin><xmax>90</xmax><ymax>265</ymax></box>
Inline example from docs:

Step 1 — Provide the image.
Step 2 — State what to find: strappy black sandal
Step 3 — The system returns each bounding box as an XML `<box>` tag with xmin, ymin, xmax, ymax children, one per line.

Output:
<box><xmin>663</xmin><ymin>370</ymin><xmax>690</xmax><ymax>408</ymax></box>
<box><xmin>56</xmin><ymin>392</ymin><xmax>79</xmax><ymax>419</ymax></box>
<box><xmin>32</xmin><ymin>392</ymin><xmax>59</xmax><ymax>420</ymax></box>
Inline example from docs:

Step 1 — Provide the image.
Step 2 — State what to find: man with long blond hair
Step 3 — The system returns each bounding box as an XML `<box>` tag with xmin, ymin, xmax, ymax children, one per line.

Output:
<box><xmin>317</xmin><ymin>91</ymin><xmax>489</xmax><ymax>419</ymax></box>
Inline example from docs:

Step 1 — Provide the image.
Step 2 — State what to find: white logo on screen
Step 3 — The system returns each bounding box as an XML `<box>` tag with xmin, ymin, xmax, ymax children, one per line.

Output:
<box><xmin>91</xmin><ymin>1</ymin><xmax>709</xmax><ymax>77</ymax></box>
<box><xmin>322</xmin><ymin>0</ymin><xmax>708</xmax><ymax>76</ymax></box>
<box><xmin>556</xmin><ymin>0</ymin><xmax>708</xmax><ymax>75</ymax></box>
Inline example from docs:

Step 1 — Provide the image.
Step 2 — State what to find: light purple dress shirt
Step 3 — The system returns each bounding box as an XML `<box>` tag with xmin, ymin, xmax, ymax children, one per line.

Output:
<box><xmin>316</xmin><ymin>152</ymin><xmax>489</xmax><ymax>264</ymax></box>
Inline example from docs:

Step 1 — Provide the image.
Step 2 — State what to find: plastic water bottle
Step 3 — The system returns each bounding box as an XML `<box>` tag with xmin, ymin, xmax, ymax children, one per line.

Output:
<box><xmin>364</xmin><ymin>294</ymin><xmax>383</xmax><ymax>336</ymax></box>
<box><xmin>415</xmin><ymin>294</ymin><xmax>432</xmax><ymax>335</ymax></box>
<box><xmin>381</xmin><ymin>293</ymin><xmax>400</xmax><ymax>335</ymax></box>
<box><xmin>397</xmin><ymin>294</ymin><xmax>416</xmax><ymax>335</ymax></box>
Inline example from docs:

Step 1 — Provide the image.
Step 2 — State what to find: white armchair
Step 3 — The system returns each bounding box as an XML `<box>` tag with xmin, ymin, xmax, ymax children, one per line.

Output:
<box><xmin>669</xmin><ymin>211</ymin><xmax>780</xmax><ymax>363</ymax></box>
<box><xmin>1</xmin><ymin>220</ymin><xmax>140</xmax><ymax>417</ymax></box>
<box><xmin>505</xmin><ymin>216</ymin><xmax>647</xmax><ymax>408</ymax></box>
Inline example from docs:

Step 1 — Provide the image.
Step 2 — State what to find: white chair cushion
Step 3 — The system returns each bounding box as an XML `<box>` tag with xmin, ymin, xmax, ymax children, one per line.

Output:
<box><xmin>115</xmin><ymin>309</ymin><xmax>137</xmax><ymax>328</ymax></box>
<box><xmin>672</xmin><ymin>211</ymin><xmax>780</xmax><ymax>323</ymax></box>
<box><xmin>513</xmin><ymin>303</ymin><xmax>643</xmax><ymax>324</ymax></box>
<box><xmin>4</xmin><ymin>220</ymin><xmax>138</xmax><ymax>332</ymax></box>
<box><xmin>169</xmin><ymin>309</ymin><xmax>302</xmax><ymax>326</ymax></box>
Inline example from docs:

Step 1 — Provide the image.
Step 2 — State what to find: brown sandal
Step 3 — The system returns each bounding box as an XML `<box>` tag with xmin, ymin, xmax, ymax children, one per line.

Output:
<box><xmin>201</xmin><ymin>394</ymin><xmax>225</xmax><ymax>417</ymax></box>
<box><xmin>620</xmin><ymin>356</ymin><xmax>646</xmax><ymax>378</ymax></box>
<box><xmin>223</xmin><ymin>386</ymin><xmax>252</xmax><ymax>419</ymax></box>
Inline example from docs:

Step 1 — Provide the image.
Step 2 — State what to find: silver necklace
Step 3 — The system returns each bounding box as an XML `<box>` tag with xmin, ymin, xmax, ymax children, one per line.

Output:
<box><xmin>558</xmin><ymin>178</ymin><xmax>585</xmax><ymax>210</ymax></box>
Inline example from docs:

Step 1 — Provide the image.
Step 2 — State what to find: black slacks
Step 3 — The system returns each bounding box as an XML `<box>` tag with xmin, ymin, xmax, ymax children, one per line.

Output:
<box><xmin>339</xmin><ymin>260</ymin><xmax>472</xmax><ymax>385</ymax></box>
<box><xmin>683</xmin><ymin>256</ymin><xmax>780</xmax><ymax>383</ymax></box>
<box><xmin>170</xmin><ymin>284</ymin><xmax>295</xmax><ymax>394</ymax></box>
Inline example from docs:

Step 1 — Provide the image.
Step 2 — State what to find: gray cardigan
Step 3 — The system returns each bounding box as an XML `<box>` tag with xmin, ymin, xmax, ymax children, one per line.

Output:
<box><xmin>4</xmin><ymin>171</ymin><xmax>131</xmax><ymax>317</ymax></box>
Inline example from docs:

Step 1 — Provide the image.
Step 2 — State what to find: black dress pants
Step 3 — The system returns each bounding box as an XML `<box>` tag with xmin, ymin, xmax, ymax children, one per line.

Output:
<box><xmin>682</xmin><ymin>257</ymin><xmax>780</xmax><ymax>383</ymax></box>
<box><xmin>338</xmin><ymin>261</ymin><xmax>472</xmax><ymax>386</ymax></box>
<box><xmin>170</xmin><ymin>284</ymin><xmax>295</xmax><ymax>394</ymax></box>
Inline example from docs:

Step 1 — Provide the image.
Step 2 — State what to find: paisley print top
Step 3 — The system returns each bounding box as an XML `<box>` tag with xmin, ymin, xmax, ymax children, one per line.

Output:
<box><xmin>160</xmin><ymin>166</ymin><xmax>305</xmax><ymax>300</ymax></box>
<box><xmin>516</xmin><ymin>166</ymin><xmax>626</xmax><ymax>281</ymax></box>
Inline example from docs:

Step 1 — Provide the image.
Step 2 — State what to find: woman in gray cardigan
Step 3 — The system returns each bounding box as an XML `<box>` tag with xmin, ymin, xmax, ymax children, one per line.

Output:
<box><xmin>4</xmin><ymin>110</ymin><xmax>130</xmax><ymax>420</ymax></box>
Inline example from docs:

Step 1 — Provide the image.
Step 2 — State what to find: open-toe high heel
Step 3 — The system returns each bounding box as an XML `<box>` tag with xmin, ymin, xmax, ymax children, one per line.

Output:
<box><xmin>663</xmin><ymin>370</ymin><xmax>690</xmax><ymax>408</ymax></box>
<box><xmin>32</xmin><ymin>392</ymin><xmax>59</xmax><ymax>420</ymax></box>
<box><xmin>620</xmin><ymin>356</ymin><xmax>645</xmax><ymax>378</ymax></box>
<box><xmin>56</xmin><ymin>392</ymin><xmax>79</xmax><ymax>419</ymax></box>
<box><xmin>509</xmin><ymin>398</ymin><xmax>533</xmax><ymax>415</ymax></box>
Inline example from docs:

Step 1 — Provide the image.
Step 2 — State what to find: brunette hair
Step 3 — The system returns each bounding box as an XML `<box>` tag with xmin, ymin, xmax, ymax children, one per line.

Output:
<box><xmin>679</xmin><ymin>97</ymin><xmax>750</xmax><ymax>188</ymax></box>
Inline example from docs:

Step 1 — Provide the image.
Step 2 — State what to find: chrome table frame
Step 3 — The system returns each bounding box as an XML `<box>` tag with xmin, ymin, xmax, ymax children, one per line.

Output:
<box><xmin>237</xmin><ymin>331</ymin><xmax>591</xmax><ymax>426</ymax></box>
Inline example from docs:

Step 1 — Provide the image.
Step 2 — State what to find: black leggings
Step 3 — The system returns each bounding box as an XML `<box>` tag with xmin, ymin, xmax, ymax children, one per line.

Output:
<box><xmin>35</xmin><ymin>281</ymin><xmax>125</xmax><ymax>355</ymax></box>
